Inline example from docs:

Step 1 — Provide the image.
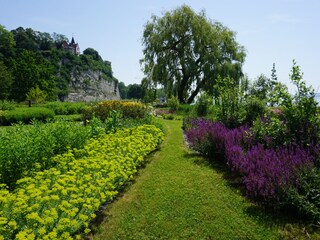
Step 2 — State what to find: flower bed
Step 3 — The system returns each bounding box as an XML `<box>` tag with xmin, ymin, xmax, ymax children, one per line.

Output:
<box><xmin>185</xmin><ymin>119</ymin><xmax>316</xmax><ymax>205</ymax></box>
<box><xmin>0</xmin><ymin>125</ymin><xmax>164</xmax><ymax>239</ymax></box>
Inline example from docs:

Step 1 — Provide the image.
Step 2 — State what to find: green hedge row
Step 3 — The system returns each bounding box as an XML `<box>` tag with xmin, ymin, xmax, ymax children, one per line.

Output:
<box><xmin>0</xmin><ymin>107</ymin><xmax>54</xmax><ymax>125</ymax></box>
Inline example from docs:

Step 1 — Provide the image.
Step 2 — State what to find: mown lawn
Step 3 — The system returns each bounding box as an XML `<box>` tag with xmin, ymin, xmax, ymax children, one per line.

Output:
<box><xmin>88</xmin><ymin>119</ymin><xmax>313</xmax><ymax>240</ymax></box>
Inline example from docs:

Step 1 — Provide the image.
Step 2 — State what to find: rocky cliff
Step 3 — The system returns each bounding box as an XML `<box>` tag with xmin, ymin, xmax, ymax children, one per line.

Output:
<box><xmin>64</xmin><ymin>69</ymin><xmax>120</xmax><ymax>102</ymax></box>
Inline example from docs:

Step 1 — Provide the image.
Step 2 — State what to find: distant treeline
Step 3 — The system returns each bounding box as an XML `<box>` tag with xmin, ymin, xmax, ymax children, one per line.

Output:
<box><xmin>0</xmin><ymin>25</ymin><xmax>116</xmax><ymax>102</ymax></box>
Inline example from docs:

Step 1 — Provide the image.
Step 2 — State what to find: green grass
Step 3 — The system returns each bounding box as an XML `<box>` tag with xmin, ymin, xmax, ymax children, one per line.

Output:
<box><xmin>89</xmin><ymin>119</ymin><xmax>293</xmax><ymax>239</ymax></box>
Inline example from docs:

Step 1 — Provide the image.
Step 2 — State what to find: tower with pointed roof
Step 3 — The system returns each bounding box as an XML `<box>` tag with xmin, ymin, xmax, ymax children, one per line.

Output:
<box><xmin>62</xmin><ymin>37</ymin><xmax>80</xmax><ymax>55</ymax></box>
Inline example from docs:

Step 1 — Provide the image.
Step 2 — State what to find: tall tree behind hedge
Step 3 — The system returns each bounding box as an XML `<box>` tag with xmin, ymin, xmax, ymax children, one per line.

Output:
<box><xmin>11</xmin><ymin>50</ymin><xmax>56</xmax><ymax>101</ymax></box>
<box><xmin>141</xmin><ymin>5</ymin><xmax>246</xmax><ymax>104</ymax></box>
<box><xmin>0</xmin><ymin>61</ymin><xmax>13</xmax><ymax>99</ymax></box>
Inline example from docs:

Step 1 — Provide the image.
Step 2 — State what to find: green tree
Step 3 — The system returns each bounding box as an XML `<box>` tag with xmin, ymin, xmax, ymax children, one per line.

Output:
<box><xmin>11</xmin><ymin>27</ymin><xmax>38</xmax><ymax>52</ymax></box>
<box><xmin>127</xmin><ymin>84</ymin><xmax>143</xmax><ymax>99</ymax></box>
<box><xmin>83</xmin><ymin>48</ymin><xmax>103</xmax><ymax>62</ymax></box>
<box><xmin>0</xmin><ymin>61</ymin><xmax>13</xmax><ymax>99</ymax></box>
<box><xmin>36</xmin><ymin>31</ymin><xmax>53</xmax><ymax>51</ymax></box>
<box><xmin>11</xmin><ymin>50</ymin><xmax>56</xmax><ymax>101</ymax></box>
<box><xmin>0</xmin><ymin>25</ymin><xmax>15</xmax><ymax>61</ymax></box>
<box><xmin>249</xmin><ymin>74</ymin><xmax>270</xmax><ymax>100</ymax></box>
<box><xmin>141</xmin><ymin>5</ymin><xmax>245</xmax><ymax>104</ymax></box>
<box><xmin>118</xmin><ymin>81</ymin><xmax>128</xmax><ymax>99</ymax></box>
<box><xmin>26</xmin><ymin>85</ymin><xmax>47</xmax><ymax>103</ymax></box>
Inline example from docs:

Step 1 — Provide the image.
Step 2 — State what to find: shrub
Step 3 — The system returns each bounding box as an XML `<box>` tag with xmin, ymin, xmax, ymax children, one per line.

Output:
<box><xmin>0</xmin><ymin>125</ymin><xmax>164</xmax><ymax>239</ymax></box>
<box><xmin>177</xmin><ymin>104</ymin><xmax>194</xmax><ymax>116</ymax></box>
<box><xmin>162</xmin><ymin>114</ymin><xmax>175</xmax><ymax>120</ymax></box>
<box><xmin>0</xmin><ymin>107</ymin><xmax>54</xmax><ymax>125</ymax></box>
<box><xmin>0</xmin><ymin>100</ymin><xmax>16</xmax><ymax>110</ymax></box>
<box><xmin>194</xmin><ymin>93</ymin><xmax>212</xmax><ymax>117</ymax></box>
<box><xmin>45</xmin><ymin>101</ymin><xmax>87</xmax><ymax>115</ymax></box>
<box><xmin>167</xmin><ymin>96</ymin><xmax>179</xmax><ymax>111</ymax></box>
<box><xmin>242</xmin><ymin>97</ymin><xmax>266</xmax><ymax>125</ymax></box>
<box><xmin>82</xmin><ymin>100</ymin><xmax>149</xmax><ymax>122</ymax></box>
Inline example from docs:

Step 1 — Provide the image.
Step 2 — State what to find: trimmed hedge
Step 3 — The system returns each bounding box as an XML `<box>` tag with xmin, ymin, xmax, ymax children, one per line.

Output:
<box><xmin>0</xmin><ymin>107</ymin><xmax>54</xmax><ymax>125</ymax></box>
<box><xmin>44</xmin><ymin>102</ymin><xmax>87</xmax><ymax>115</ymax></box>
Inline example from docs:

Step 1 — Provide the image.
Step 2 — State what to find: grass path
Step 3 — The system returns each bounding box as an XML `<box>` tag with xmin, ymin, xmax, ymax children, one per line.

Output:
<box><xmin>90</xmin><ymin>119</ymin><xmax>282</xmax><ymax>239</ymax></box>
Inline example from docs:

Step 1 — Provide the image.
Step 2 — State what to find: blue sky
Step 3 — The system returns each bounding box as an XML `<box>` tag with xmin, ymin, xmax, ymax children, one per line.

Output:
<box><xmin>1</xmin><ymin>0</ymin><xmax>320</xmax><ymax>92</ymax></box>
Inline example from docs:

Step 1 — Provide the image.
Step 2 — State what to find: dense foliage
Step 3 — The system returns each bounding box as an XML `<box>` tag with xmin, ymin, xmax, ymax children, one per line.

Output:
<box><xmin>0</xmin><ymin>125</ymin><xmax>164</xmax><ymax>239</ymax></box>
<box><xmin>0</xmin><ymin>25</ymin><xmax>116</xmax><ymax>102</ymax></box>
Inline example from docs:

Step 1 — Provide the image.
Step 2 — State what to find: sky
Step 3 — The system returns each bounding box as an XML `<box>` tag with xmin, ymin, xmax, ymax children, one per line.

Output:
<box><xmin>1</xmin><ymin>0</ymin><xmax>320</xmax><ymax>93</ymax></box>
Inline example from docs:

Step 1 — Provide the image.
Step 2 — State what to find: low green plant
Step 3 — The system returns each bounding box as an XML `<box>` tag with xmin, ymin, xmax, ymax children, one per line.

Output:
<box><xmin>285</xmin><ymin>166</ymin><xmax>320</xmax><ymax>221</ymax></box>
<box><xmin>0</xmin><ymin>107</ymin><xmax>54</xmax><ymax>125</ymax></box>
<box><xmin>177</xmin><ymin>104</ymin><xmax>194</xmax><ymax>116</ymax></box>
<box><xmin>0</xmin><ymin>121</ymin><xmax>90</xmax><ymax>189</ymax></box>
<box><xmin>162</xmin><ymin>114</ymin><xmax>175</xmax><ymax>120</ymax></box>
<box><xmin>45</xmin><ymin>101</ymin><xmax>87</xmax><ymax>115</ymax></box>
<box><xmin>0</xmin><ymin>100</ymin><xmax>16</xmax><ymax>110</ymax></box>
<box><xmin>167</xmin><ymin>96</ymin><xmax>179</xmax><ymax>111</ymax></box>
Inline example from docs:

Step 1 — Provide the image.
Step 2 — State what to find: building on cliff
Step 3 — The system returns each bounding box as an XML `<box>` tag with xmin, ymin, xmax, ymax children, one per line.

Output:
<box><xmin>62</xmin><ymin>37</ymin><xmax>80</xmax><ymax>55</ymax></box>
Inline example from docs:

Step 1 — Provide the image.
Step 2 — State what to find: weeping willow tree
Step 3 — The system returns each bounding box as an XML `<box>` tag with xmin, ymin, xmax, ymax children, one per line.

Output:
<box><xmin>141</xmin><ymin>5</ymin><xmax>246</xmax><ymax>104</ymax></box>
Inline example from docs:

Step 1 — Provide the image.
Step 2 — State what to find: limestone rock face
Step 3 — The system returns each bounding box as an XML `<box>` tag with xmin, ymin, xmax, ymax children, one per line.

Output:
<box><xmin>65</xmin><ymin>69</ymin><xmax>120</xmax><ymax>102</ymax></box>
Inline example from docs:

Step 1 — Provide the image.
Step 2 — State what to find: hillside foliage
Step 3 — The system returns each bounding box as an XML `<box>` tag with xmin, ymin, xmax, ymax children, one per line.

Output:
<box><xmin>0</xmin><ymin>25</ymin><xmax>117</xmax><ymax>102</ymax></box>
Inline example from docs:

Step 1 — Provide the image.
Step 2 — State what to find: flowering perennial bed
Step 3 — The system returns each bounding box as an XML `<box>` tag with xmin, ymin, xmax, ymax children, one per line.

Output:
<box><xmin>0</xmin><ymin>125</ymin><xmax>164</xmax><ymax>240</ymax></box>
<box><xmin>185</xmin><ymin>119</ymin><xmax>315</xmax><ymax>200</ymax></box>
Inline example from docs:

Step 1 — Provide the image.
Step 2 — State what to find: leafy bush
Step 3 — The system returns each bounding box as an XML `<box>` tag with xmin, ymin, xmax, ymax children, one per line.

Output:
<box><xmin>285</xmin><ymin>166</ymin><xmax>320</xmax><ymax>221</ymax></box>
<box><xmin>252</xmin><ymin>60</ymin><xmax>320</xmax><ymax>147</ymax></box>
<box><xmin>167</xmin><ymin>96</ymin><xmax>179</xmax><ymax>111</ymax></box>
<box><xmin>194</xmin><ymin>93</ymin><xmax>212</xmax><ymax>117</ymax></box>
<box><xmin>0</xmin><ymin>121</ymin><xmax>90</xmax><ymax>189</ymax></box>
<box><xmin>0</xmin><ymin>100</ymin><xmax>16</xmax><ymax>110</ymax></box>
<box><xmin>0</xmin><ymin>107</ymin><xmax>54</xmax><ymax>125</ymax></box>
<box><xmin>242</xmin><ymin>97</ymin><xmax>266</xmax><ymax>125</ymax></box>
<box><xmin>45</xmin><ymin>101</ymin><xmax>87</xmax><ymax>115</ymax></box>
<box><xmin>82</xmin><ymin>100</ymin><xmax>149</xmax><ymax>122</ymax></box>
<box><xmin>213</xmin><ymin>76</ymin><xmax>246</xmax><ymax>128</ymax></box>
<box><xmin>0</xmin><ymin>125</ymin><xmax>164</xmax><ymax>239</ymax></box>
<box><xmin>177</xmin><ymin>104</ymin><xmax>194</xmax><ymax>116</ymax></box>
<box><xmin>162</xmin><ymin>114</ymin><xmax>175</xmax><ymax>120</ymax></box>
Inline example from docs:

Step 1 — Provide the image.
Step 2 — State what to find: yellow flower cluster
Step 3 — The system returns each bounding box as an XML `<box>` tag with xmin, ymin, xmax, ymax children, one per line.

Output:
<box><xmin>0</xmin><ymin>125</ymin><xmax>164</xmax><ymax>239</ymax></box>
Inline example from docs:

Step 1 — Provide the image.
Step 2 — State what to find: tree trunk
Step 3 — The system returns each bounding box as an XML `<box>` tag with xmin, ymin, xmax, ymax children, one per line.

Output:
<box><xmin>177</xmin><ymin>74</ymin><xmax>189</xmax><ymax>104</ymax></box>
<box><xmin>187</xmin><ymin>80</ymin><xmax>203</xmax><ymax>104</ymax></box>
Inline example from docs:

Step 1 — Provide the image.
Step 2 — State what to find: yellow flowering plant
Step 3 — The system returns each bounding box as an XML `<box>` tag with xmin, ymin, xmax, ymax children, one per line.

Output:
<box><xmin>0</xmin><ymin>125</ymin><xmax>164</xmax><ymax>239</ymax></box>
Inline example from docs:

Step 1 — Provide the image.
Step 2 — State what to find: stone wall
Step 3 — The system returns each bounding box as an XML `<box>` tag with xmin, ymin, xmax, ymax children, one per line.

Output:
<box><xmin>65</xmin><ymin>69</ymin><xmax>120</xmax><ymax>102</ymax></box>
